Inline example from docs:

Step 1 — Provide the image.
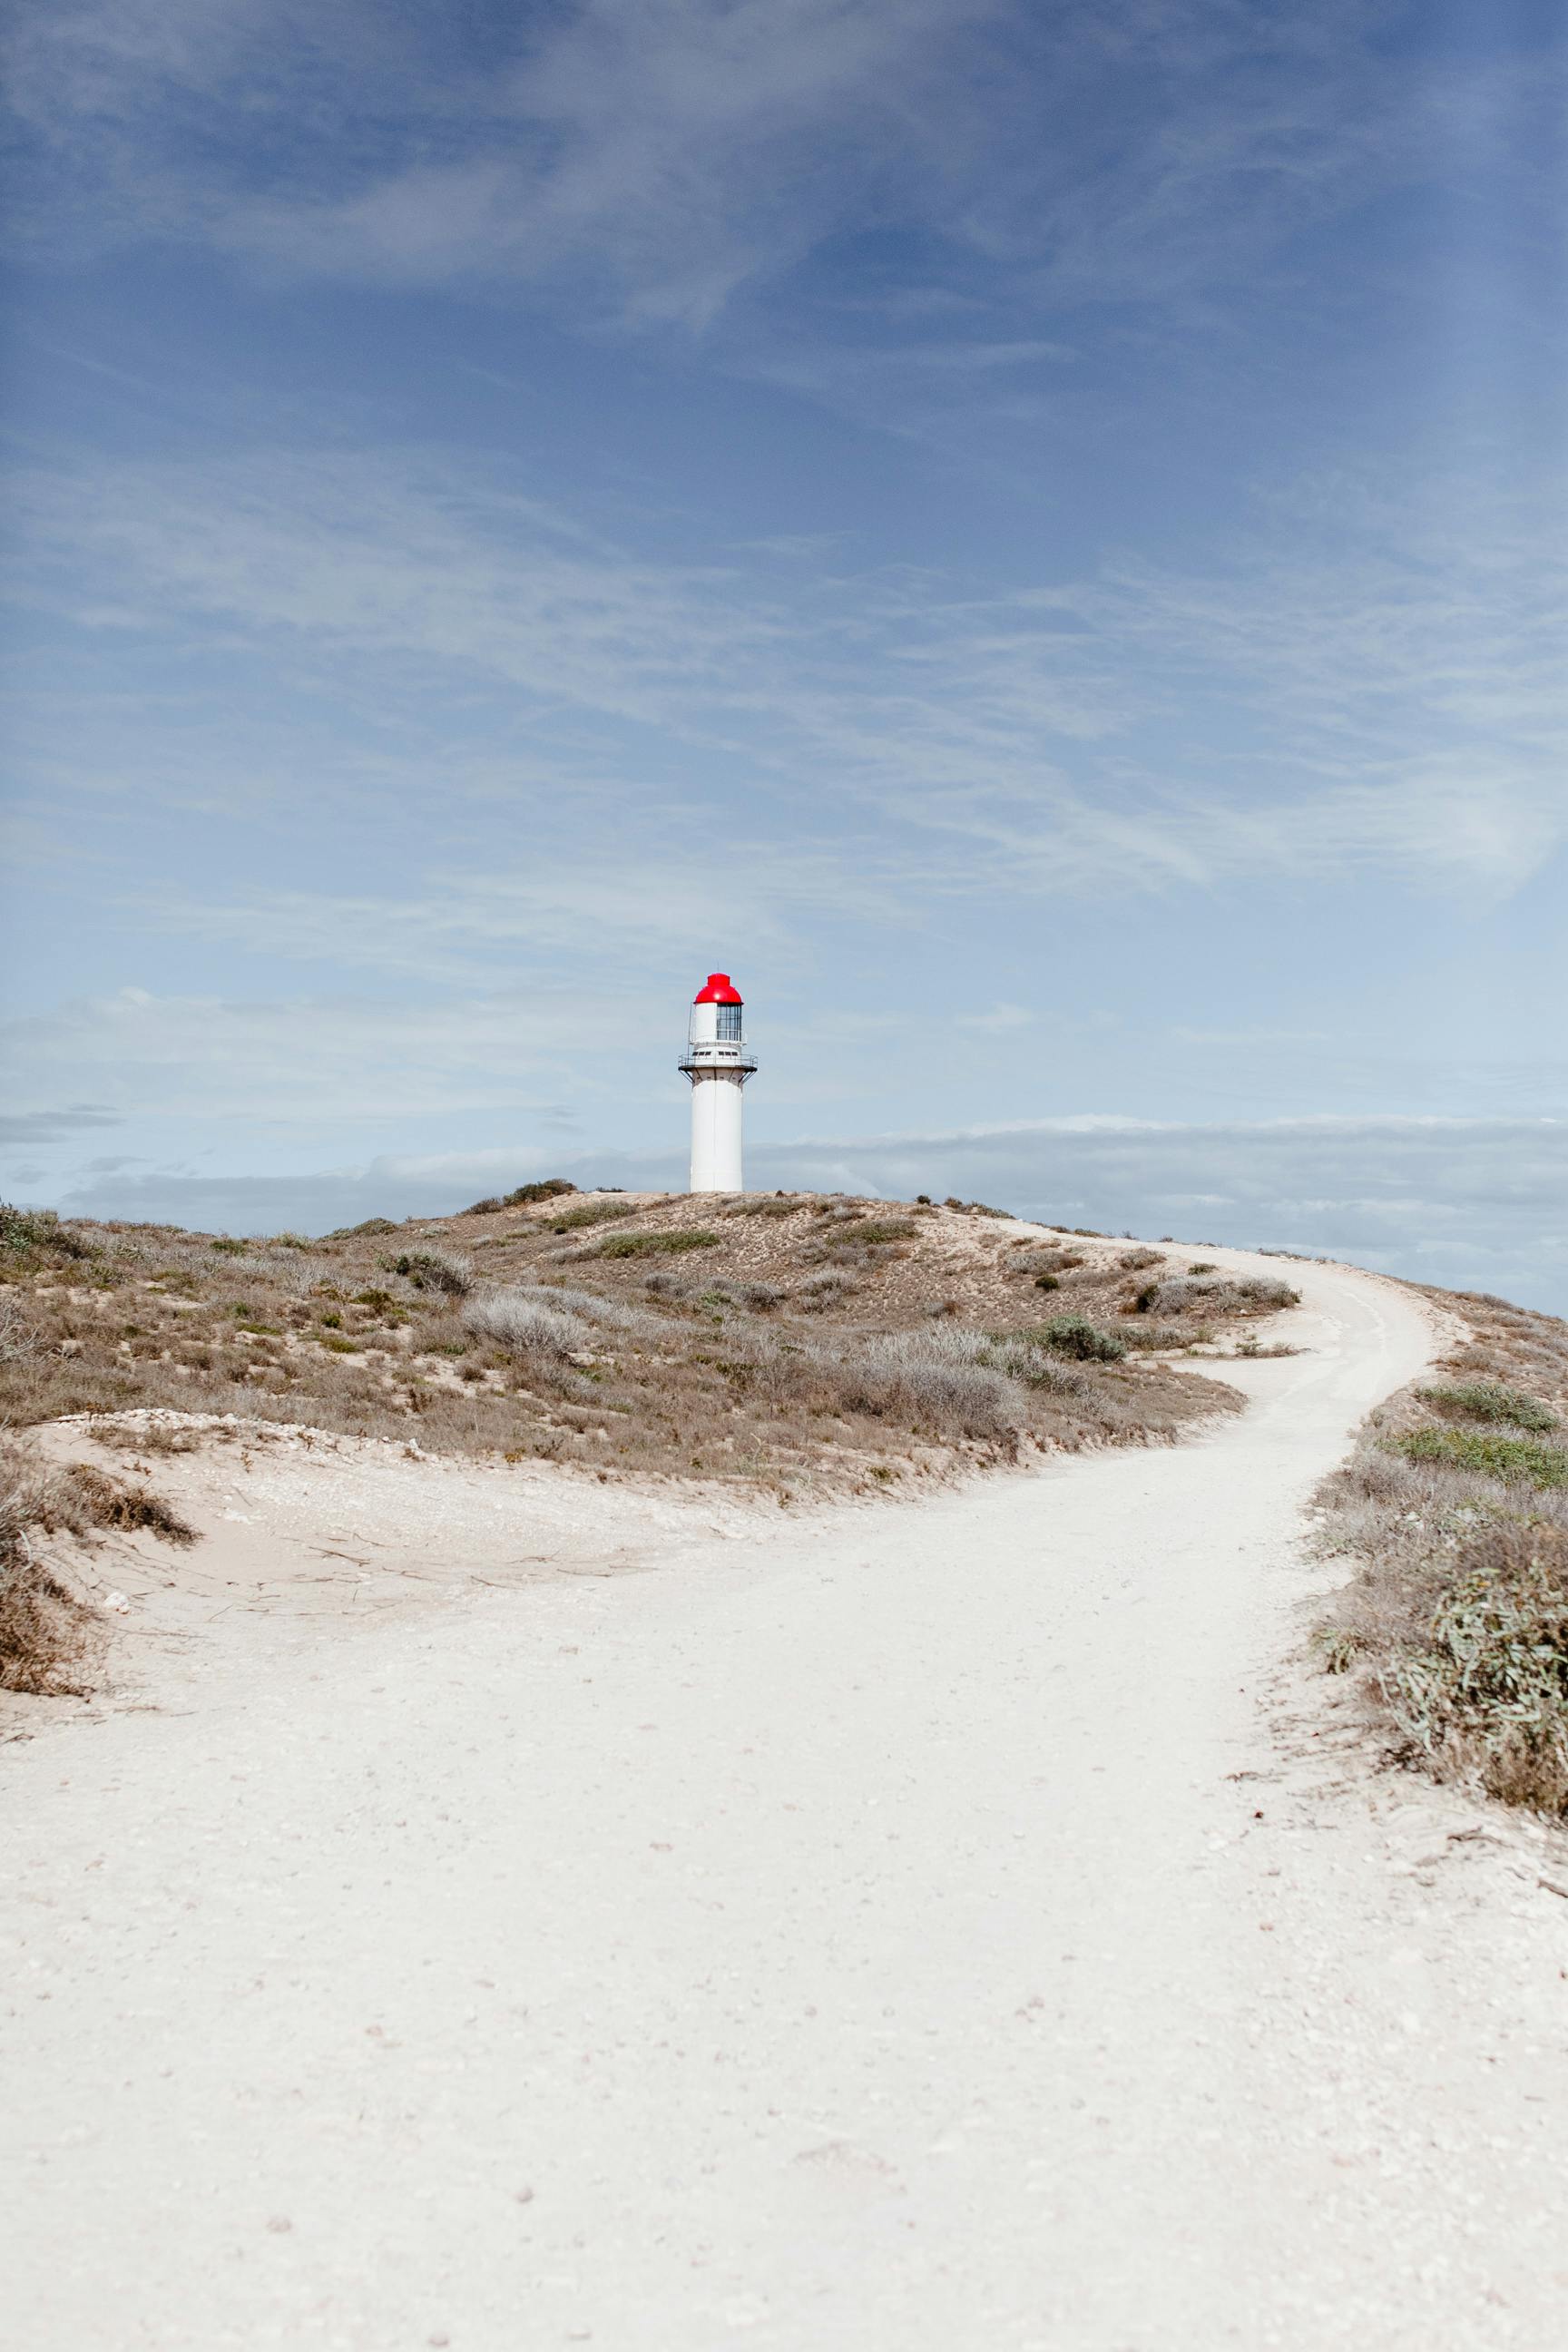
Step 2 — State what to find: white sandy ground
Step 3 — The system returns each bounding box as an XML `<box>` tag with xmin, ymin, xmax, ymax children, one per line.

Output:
<box><xmin>5</xmin><ymin>1247</ymin><xmax>1568</xmax><ymax>2350</ymax></box>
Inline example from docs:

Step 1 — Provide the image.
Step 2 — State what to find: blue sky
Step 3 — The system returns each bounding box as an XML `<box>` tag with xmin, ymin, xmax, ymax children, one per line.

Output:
<box><xmin>2</xmin><ymin>0</ymin><xmax>1564</xmax><ymax>1306</ymax></box>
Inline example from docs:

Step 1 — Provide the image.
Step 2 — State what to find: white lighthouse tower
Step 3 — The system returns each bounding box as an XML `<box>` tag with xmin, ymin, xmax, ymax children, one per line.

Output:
<box><xmin>680</xmin><ymin>972</ymin><xmax>755</xmax><ymax>1193</ymax></box>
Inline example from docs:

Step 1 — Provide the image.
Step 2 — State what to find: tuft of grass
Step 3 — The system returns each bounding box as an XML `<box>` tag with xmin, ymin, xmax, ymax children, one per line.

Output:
<box><xmin>0</xmin><ymin>1294</ymin><xmax>43</xmax><ymax>1365</ymax></box>
<box><xmin>1416</xmin><ymin>1379</ymin><xmax>1557</xmax><ymax>1432</ymax></box>
<box><xmin>594</xmin><ymin>1230</ymin><xmax>720</xmax><ymax>1259</ymax></box>
<box><xmin>60</xmin><ymin>1465</ymin><xmax>198</xmax><ymax>1544</ymax></box>
<box><xmin>1389</xmin><ymin>1427</ymin><xmax>1568</xmax><ymax>1488</ymax></box>
<box><xmin>702</xmin><ymin>1279</ymin><xmax>783</xmax><ymax>1312</ymax></box>
<box><xmin>87</xmin><ymin>1418</ymin><xmax>200</xmax><ymax>1457</ymax></box>
<box><xmin>796</xmin><ymin>1269</ymin><xmax>858</xmax><ymax>1310</ymax></box>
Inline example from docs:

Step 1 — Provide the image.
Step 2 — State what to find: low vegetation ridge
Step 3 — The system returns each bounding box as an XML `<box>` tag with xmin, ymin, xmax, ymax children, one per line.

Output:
<box><xmin>1318</xmin><ymin>1285</ymin><xmax>1568</xmax><ymax>1819</ymax></box>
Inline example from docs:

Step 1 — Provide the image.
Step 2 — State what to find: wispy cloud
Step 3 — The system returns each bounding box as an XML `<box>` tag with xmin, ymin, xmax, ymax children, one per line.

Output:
<box><xmin>0</xmin><ymin>985</ymin><xmax>652</xmax><ymax>1128</ymax></box>
<box><xmin>7</xmin><ymin>442</ymin><xmax>1563</xmax><ymax>904</ymax></box>
<box><xmin>11</xmin><ymin>0</ymin><xmax>1547</xmax><ymax>337</ymax></box>
<box><xmin>0</xmin><ymin>1103</ymin><xmax>122</xmax><ymax>1146</ymax></box>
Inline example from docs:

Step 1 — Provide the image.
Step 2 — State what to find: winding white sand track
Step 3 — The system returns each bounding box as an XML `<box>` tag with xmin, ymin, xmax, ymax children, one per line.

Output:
<box><xmin>6</xmin><ymin>1251</ymin><xmax>1568</xmax><ymax>2349</ymax></box>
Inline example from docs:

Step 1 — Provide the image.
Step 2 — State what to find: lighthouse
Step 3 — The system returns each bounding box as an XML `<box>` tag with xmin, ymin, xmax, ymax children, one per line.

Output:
<box><xmin>679</xmin><ymin>972</ymin><xmax>756</xmax><ymax>1193</ymax></box>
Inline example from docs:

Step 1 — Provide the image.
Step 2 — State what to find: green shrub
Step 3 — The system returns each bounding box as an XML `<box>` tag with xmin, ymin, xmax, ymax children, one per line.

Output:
<box><xmin>595</xmin><ymin>1230</ymin><xmax>720</xmax><ymax>1258</ymax></box>
<box><xmin>1391</xmin><ymin>1427</ymin><xmax>1568</xmax><ymax>1488</ymax></box>
<box><xmin>1387</xmin><ymin>1523</ymin><xmax>1568</xmax><ymax>1812</ymax></box>
<box><xmin>1038</xmin><ymin>1314</ymin><xmax>1127</xmax><ymax>1363</ymax></box>
<box><xmin>0</xmin><ymin>1205</ymin><xmax>97</xmax><ymax>1263</ymax></box>
<box><xmin>329</xmin><ymin>1217</ymin><xmax>398</xmax><ymax>1238</ymax></box>
<box><xmin>1034</xmin><ymin>1272</ymin><xmax>1060</xmax><ymax>1292</ymax></box>
<box><xmin>460</xmin><ymin>1179</ymin><xmax>578</xmax><ymax>1210</ymax></box>
<box><xmin>1416</xmin><ymin>1381</ymin><xmax>1557</xmax><ymax>1432</ymax></box>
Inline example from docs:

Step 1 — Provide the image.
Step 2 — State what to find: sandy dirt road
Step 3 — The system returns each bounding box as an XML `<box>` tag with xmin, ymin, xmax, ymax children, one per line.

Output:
<box><xmin>5</xmin><ymin>1250</ymin><xmax>1568</xmax><ymax>2349</ymax></box>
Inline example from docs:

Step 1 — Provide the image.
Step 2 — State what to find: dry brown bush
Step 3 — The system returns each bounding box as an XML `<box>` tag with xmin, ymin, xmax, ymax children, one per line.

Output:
<box><xmin>796</xmin><ymin>1269</ymin><xmax>858</xmax><ymax>1310</ymax></box>
<box><xmin>0</xmin><ymin>1442</ymin><xmax>195</xmax><ymax>1693</ymax></box>
<box><xmin>464</xmin><ymin>1289</ymin><xmax>589</xmax><ymax>1363</ymax></box>
<box><xmin>1139</xmin><ymin>1274</ymin><xmax>1299</xmax><ymax>1318</ymax></box>
<box><xmin>1007</xmin><ymin>1248</ymin><xmax>1085</xmax><ymax>1279</ymax></box>
<box><xmin>0</xmin><ymin>1293</ymin><xmax>43</xmax><ymax>1364</ymax></box>
<box><xmin>817</xmin><ymin>1328</ymin><xmax>1024</xmax><ymax>1443</ymax></box>
<box><xmin>392</xmin><ymin>1246</ymin><xmax>474</xmax><ymax>1296</ymax></box>
<box><xmin>3</xmin><ymin>1446</ymin><xmax>93</xmax><ymax>1691</ymax></box>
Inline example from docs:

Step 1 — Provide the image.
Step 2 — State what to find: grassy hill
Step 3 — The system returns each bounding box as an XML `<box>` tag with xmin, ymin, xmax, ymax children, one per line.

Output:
<box><xmin>0</xmin><ymin>1188</ymin><xmax>1300</xmax><ymax>1495</ymax></box>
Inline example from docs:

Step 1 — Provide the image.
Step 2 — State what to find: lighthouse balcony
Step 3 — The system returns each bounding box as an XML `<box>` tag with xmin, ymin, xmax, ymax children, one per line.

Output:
<box><xmin>680</xmin><ymin>1044</ymin><xmax>757</xmax><ymax>1077</ymax></box>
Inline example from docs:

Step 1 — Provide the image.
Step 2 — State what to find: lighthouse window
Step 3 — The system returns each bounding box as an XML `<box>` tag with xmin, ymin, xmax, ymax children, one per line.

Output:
<box><xmin>717</xmin><ymin>1002</ymin><xmax>742</xmax><ymax>1040</ymax></box>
